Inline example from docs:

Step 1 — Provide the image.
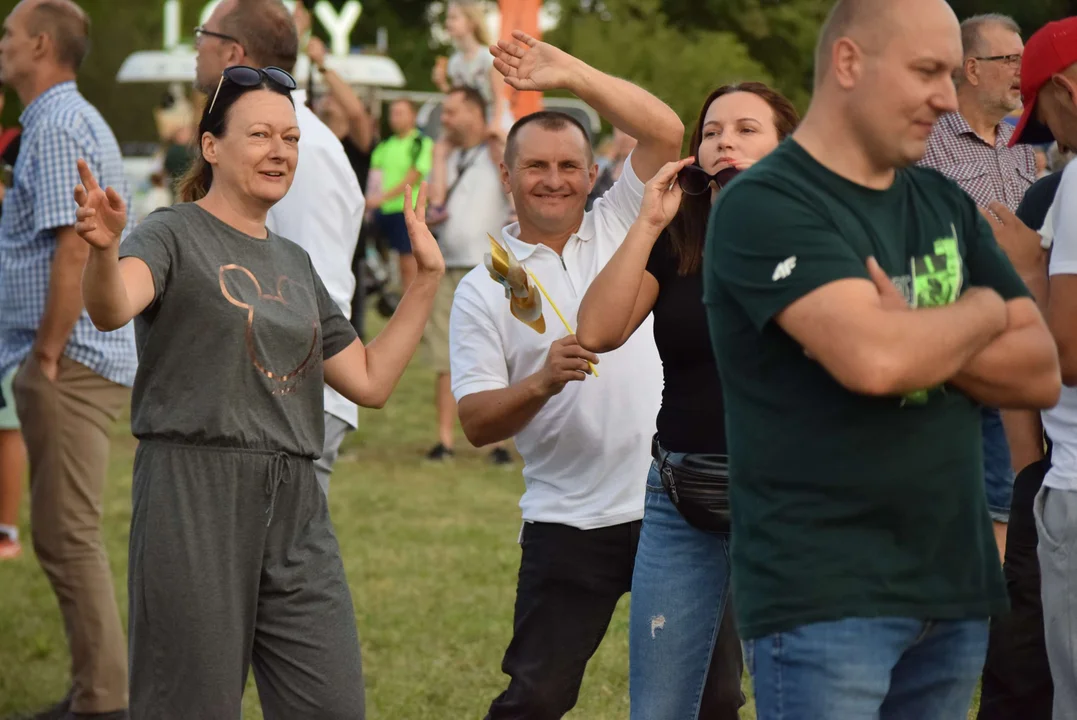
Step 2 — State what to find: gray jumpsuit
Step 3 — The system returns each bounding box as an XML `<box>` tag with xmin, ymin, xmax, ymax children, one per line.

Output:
<box><xmin>119</xmin><ymin>203</ymin><xmax>365</xmax><ymax>719</ymax></box>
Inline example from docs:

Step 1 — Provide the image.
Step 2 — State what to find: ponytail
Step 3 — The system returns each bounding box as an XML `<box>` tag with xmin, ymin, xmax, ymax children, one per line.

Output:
<box><xmin>176</xmin><ymin>147</ymin><xmax>213</xmax><ymax>202</ymax></box>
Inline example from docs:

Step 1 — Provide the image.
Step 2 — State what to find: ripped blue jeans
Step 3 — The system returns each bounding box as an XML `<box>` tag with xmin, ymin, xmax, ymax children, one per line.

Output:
<box><xmin>628</xmin><ymin>455</ymin><xmax>744</xmax><ymax>719</ymax></box>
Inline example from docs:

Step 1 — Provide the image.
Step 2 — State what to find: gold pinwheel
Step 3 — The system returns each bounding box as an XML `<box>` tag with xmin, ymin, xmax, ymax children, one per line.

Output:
<box><xmin>483</xmin><ymin>234</ymin><xmax>598</xmax><ymax>377</ymax></box>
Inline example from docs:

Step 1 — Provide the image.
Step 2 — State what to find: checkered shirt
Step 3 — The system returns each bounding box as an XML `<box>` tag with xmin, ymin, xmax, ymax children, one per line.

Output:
<box><xmin>0</xmin><ymin>82</ymin><xmax>137</xmax><ymax>385</ymax></box>
<box><xmin>919</xmin><ymin>111</ymin><xmax>1036</xmax><ymax>212</ymax></box>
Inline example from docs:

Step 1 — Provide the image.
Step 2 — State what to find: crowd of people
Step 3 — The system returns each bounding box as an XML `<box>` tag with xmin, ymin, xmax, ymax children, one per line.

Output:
<box><xmin>2</xmin><ymin>0</ymin><xmax>1077</xmax><ymax>719</ymax></box>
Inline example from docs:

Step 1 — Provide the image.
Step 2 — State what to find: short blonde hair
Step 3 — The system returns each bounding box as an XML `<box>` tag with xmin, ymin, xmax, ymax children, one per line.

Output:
<box><xmin>450</xmin><ymin>1</ymin><xmax>491</xmax><ymax>47</ymax></box>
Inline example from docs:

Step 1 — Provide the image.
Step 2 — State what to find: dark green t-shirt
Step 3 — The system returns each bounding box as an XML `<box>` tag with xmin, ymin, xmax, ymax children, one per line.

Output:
<box><xmin>703</xmin><ymin>139</ymin><xmax>1025</xmax><ymax>640</ymax></box>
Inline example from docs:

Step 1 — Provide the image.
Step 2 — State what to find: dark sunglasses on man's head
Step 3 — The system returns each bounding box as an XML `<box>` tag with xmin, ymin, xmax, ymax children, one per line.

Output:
<box><xmin>677</xmin><ymin>165</ymin><xmax>741</xmax><ymax>196</ymax></box>
<box><xmin>207</xmin><ymin>66</ymin><xmax>298</xmax><ymax>118</ymax></box>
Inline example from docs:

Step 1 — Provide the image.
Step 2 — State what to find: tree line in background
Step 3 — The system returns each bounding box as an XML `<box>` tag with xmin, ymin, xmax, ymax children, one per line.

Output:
<box><xmin>0</xmin><ymin>0</ymin><xmax>1074</xmax><ymax>145</ymax></box>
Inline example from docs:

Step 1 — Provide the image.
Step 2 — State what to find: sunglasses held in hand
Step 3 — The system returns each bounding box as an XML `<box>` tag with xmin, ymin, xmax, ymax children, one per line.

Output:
<box><xmin>677</xmin><ymin>165</ymin><xmax>741</xmax><ymax>196</ymax></box>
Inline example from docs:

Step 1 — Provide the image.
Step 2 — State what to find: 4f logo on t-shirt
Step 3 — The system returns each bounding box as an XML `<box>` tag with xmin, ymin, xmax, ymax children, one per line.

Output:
<box><xmin>772</xmin><ymin>256</ymin><xmax>797</xmax><ymax>281</ymax></box>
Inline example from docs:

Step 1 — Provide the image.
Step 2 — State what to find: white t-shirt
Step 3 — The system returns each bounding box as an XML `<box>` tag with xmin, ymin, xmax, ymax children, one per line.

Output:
<box><xmin>1042</xmin><ymin>162</ymin><xmax>1077</xmax><ymax>491</ymax></box>
<box><xmin>449</xmin><ymin>155</ymin><xmax>663</xmax><ymax>529</ymax></box>
<box><xmin>448</xmin><ymin>49</ymin><xmax>495</xmax><ymax>103</ymax></box>
<box><xmin>439</xmin><ymin>143</ymin><xmax>511</xmax><ymax>269</ymax></box>
<box><xmin>267</xmin><ymin>90</ymin><xmax>365</xmax><ymax>429</ymax></box>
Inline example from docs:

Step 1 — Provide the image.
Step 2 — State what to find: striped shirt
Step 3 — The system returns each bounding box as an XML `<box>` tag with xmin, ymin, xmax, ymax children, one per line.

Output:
<box><xmin>0</xmin><ymin>82</ymin><xmax>137</xmax><ymax>385</ymax></box>
<box><xmin>919</xmin><ymin>111</ymin><xmax>1036</xmax><ymax>212</ymax></box>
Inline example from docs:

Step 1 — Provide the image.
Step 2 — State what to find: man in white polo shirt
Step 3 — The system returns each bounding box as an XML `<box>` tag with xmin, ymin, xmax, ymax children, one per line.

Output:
<box><xmin>449</xmin><ymin>31</ymin><xmax>683</xmax><ymax>718</ymax></box>
<box><xmin>196</xmin><ymin>0</ymin><xmax>364</xmax><ymax>494</ymax></box>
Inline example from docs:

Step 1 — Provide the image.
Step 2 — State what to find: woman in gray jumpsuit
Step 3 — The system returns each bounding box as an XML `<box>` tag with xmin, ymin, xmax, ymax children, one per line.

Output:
<box><xmin>72</xmin><ymin>67</ymin><xmax>444</xmax><ymax>719</ymax></box>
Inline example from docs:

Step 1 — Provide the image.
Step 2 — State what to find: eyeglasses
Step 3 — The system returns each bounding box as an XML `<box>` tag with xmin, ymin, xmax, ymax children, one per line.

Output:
<box><xmin>974</xmin><ymin>53</ymin><xmax>1022</xmax><ymax>67</ymax></box>
<box><xmin>677</xmin><ymin>165</ymin><xmax>741</xmax><ymax>196</ymax></box>
<box><xmin>207</xmin><ymin>66</ymin><xmax>298</xmax><ymax>118</ymax></box>
<box><xmin>194</xmin><ymin>26</ymin><xmax>241</xmax><ymax>45</ymax></box>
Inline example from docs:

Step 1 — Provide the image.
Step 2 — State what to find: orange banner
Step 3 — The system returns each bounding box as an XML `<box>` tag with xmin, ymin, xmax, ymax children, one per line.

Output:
<box><xmin>499</xmin><ymin>0</ymin><xmax>543</xmax><ymax>119</ymax></box>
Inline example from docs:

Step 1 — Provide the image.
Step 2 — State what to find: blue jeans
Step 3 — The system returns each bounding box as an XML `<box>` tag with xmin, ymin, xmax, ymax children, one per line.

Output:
<box><xmin>746</xmin><ymin>617</ymin><xmax>988</xmax><ymax>720</ymax></box>
<box><xmin>983</xmin><ymin>406</ymin><xmax>1015</xmax><ymax>522</ymax></box>
<box><xmin>629</xmin><ymin>457</ymin><xmax>743</xmax><ymax>720</ymax></box>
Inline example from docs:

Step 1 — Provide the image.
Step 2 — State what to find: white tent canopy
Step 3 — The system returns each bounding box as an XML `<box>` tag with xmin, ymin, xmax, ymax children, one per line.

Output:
<box><xmin>116</xmin><ymin>50</ymin><xmax>406</xmax><ymax>88</ymax></box>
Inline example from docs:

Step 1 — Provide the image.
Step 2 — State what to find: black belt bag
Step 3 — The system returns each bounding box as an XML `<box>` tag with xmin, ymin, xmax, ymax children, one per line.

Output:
<box><xmin>652</xmin><ymin>435</ymin><xmax>731</xmax><ymax>534</ymax></box>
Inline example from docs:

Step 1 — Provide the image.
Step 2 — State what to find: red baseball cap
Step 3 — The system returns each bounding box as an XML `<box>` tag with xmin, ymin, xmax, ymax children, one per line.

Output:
<box><xmin>1009</xmin><ymin>17</ymin><xmax>1077</xmax><ymax>147</ymax></box>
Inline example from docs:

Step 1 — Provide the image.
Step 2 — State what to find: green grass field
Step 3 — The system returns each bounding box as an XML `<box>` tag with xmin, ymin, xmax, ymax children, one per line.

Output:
<box><xmin>0</xmin><ymin>321</ymin><xmax>983</xmax><ymax>719</ymax></box>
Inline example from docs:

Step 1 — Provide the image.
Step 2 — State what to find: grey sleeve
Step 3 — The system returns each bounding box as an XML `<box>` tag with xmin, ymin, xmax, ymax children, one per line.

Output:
<box><xmin>118</xmin><ymin>207</ymin><xmax>179</xmax><ymax>308</ymax></box>
<box><xmin>310</xmin><ymin>257</ymin><xmax>358</xmax><ymax>360</ymax></box>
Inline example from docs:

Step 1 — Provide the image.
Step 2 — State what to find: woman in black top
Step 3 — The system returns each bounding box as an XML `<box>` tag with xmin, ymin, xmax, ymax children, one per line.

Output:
<box><xmin>577</xmin><ymin>83</ymin><xmax>798</xmax><ymax>720</ymax></box>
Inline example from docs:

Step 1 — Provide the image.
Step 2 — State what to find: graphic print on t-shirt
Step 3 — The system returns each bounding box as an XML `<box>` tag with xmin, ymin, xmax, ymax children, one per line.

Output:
<box><xmin>890</xmin><ymin>227</ymin><xmax>963</xmax><ymax>405</ymax></box>
<box><xmin>911</xmin><ymin>228</ymin><xmax>963</xmax><ymax>310</ymax></box>
<box><xmin>218</xmin><ymin>264</ymin><xmax>321</xmax><ymax>396</ymax></box>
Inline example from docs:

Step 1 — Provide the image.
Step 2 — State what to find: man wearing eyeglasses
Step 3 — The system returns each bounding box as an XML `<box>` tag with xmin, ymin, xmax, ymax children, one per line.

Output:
<box><xmin>918</xmin><ymin>16</ymin><xmax>1043</xmax><ymax>714</ymax></box>
<box><xmin>922</xmin><ymin>14</ymin><xmax>1034</xmax><ymax>215</ymax></box>
<box><xmin>194</xmin><ymin>0</ymin><xmax>364</xmax><ymax>496</ymax></box>
<box><xmin>919</xmin><ymin>13</ymin><xmax>1039</xmax><ymax>563</ymax></box>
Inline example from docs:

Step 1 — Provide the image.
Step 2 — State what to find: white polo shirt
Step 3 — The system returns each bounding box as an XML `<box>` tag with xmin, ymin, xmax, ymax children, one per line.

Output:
<box><xmin>267</xmin><ymin>90</ymin><xmax>364</xmax><ymax>430</ymax></box>
<box><xmin>1043</xmin><ymin>163</ymin><xmax>1077</xmax><ymax>492</ymax></box>
<box><xmin>449</xmin><ymin>155</ymin><xmax>662</xmax><ymax>530</ymax></box>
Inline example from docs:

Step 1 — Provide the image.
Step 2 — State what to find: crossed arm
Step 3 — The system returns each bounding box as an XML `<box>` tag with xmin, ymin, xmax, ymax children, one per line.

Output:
<box><xmin>777</xmin><ymin>277</ymin><xmax>1060</xmax><ymax>409</ymax></box>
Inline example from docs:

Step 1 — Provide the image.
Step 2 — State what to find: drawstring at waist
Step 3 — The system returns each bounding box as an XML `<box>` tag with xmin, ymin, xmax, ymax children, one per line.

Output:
<box><xmin>265</xmin><ymin>451</ymin><xmax>291</xmax><ymax>526</ymax></box>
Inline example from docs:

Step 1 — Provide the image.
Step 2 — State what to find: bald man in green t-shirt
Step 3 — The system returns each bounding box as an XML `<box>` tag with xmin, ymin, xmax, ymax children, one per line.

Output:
<box><xmin>703</xmin><ymin>0</ymin><xmax>1060</xmax><ymax>717</ymax></box>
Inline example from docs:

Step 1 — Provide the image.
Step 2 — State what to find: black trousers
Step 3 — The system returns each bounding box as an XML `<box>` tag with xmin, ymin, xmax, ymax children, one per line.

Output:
<box><xmin>977</xmin><ymin>458</ymin><xmax>1053</xmax><ymax>720</ymax></box>
<box><xmin>485</xmin><ymin>521</ymin><xmax>640</xmax><ymax>720</ymax></box>
<box><xmin>485</xmin><ymin>520</ymin><xmax>743</xmax><ymax>719</ymax></box>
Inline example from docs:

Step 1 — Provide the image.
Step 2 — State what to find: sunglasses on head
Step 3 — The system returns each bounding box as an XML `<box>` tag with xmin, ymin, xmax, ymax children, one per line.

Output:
<box><xmin>207</xmin><ymin>66</ymin><xmax>298</xmax><ymax>118</ymax></box>
<box><xmin>677</xmin><ymin>165</ymin><xmax>741</xmax><ymax>196</ymax></box>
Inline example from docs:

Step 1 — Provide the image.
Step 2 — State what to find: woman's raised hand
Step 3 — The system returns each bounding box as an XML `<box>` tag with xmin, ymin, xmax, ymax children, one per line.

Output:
<box><xmin>403</xmin><ymin>182</ymin><xmax>447</xmax><ymax>279</ymax></box>
<box><xmin>73</xmin><ymin>159</ymin><xmax>127</xmax><ymax>250</ymax></box>
<box><xmin>638</xmin><ymin>157</ymin><xmax>695</xmax><ymax>232</ymax></box>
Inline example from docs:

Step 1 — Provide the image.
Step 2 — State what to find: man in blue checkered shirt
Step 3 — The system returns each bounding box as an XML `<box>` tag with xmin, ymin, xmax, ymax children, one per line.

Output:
<box><xmin>0</xmin><ymin>1</ymin><xmax>135</xmax><ymax>717</ymax></box>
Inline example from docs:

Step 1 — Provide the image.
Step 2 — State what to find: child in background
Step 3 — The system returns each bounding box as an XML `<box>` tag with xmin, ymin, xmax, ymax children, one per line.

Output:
<box><xmin>433</xmin><ymin>1</ymin><xmax>513</xmax><ymax>136</ymax></box>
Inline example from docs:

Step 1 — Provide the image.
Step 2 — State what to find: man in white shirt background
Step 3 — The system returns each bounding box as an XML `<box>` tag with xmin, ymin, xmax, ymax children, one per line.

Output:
<box><xmin>195</xmin><ymin>0</ymin><xmax>364</xmax><ymax>494</ymax></box>
<box><xmin>424</xmin><ymin>85</ymin><xmax>513</xmax><ymax>464</ymax></box>
<box><xmin>448</xmin><ymin>31</ymin><xmax>682</xmax><ymax>718</ymax></box>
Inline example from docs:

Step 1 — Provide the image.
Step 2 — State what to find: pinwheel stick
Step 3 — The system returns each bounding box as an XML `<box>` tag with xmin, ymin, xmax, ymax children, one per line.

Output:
<box><xmin>525</xmin><ymin>269</ymin><xmax>599</xmax><ymax>378</ymax></box>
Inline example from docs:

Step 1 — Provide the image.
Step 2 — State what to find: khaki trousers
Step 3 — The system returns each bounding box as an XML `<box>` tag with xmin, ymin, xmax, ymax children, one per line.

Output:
<box><xmin>14</xmin><ymin>354</ymin><xmax>130</xmax><ymax>713</ymax></box>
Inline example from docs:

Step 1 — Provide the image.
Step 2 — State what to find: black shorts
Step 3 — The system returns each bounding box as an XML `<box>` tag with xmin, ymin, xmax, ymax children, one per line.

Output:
<box><xmin>375</xmin><ymin>210</ymin><xmax>411</xmax><ymax>255</ymax></box>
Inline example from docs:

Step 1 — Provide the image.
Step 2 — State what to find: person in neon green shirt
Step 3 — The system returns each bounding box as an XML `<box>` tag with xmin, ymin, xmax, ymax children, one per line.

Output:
<box><xmin>369</xmin><ymin>99</ymin><xmax>434</xmax><ymax>291</ymax></box>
